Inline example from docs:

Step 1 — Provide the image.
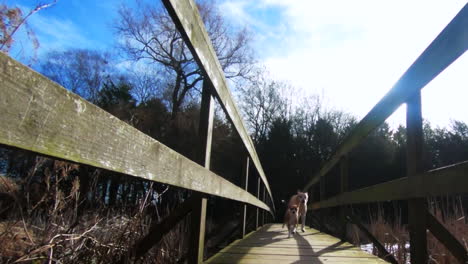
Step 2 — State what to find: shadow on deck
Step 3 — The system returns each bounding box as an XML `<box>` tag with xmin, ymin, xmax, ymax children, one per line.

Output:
<box><xmin>205</xmin><ymin>224</ymin><xmax>388</xmax><ymax>264</ymax></box>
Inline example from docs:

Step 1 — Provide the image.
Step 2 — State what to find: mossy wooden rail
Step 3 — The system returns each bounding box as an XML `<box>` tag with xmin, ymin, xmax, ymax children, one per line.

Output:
<box><xmin>0</xmin><ymin>52</ymin><xmax>270</xmax><ymax>212</ymax></box>
<box><xmin>0</xmin><ymin>0</ymin><xmax>277</xmax><ymax>262</ymax></box>
<box><xmin>305</xmin><ymin>3</ymin><xmax>468</xmax><ymax>264</ymax></box>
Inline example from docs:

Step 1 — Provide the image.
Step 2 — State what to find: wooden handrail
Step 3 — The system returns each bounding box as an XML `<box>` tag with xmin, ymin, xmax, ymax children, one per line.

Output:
<box><xmin>162</xmin><ymin>0</ymin><xmax>275</xmax><ymax>211</ymax></box>
<box><xmin>0</xmin><ymin>52</ymin><xmax>272</xmax><ymax>214</ymax></box>
<box><xmin>304</xmin><ymin>3</ymin><xmax>468</xmax><ymax>191</ymax></box>
<box><xmin>305</xmin><ymin>5</ymin><xmax>468</xmax><ymax>263</ymax></box>
<box><xmin>310</xmin><ymin>161</ymin><xmax>468</xmax><ymax>209</ymax></box>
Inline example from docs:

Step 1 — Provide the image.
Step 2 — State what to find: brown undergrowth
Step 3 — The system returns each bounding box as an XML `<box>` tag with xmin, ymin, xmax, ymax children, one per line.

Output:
<box><xmin>348</xmin><ymin>198</ymin><xmax>467</xmax><ymax>264</ymax></box>
<box><xmin>0</xmin><ymin>157</ymin><xmax>190</xmax><ymax>264</ymax></box>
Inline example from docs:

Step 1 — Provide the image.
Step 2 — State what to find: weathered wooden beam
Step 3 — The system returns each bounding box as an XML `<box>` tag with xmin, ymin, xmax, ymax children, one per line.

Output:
<box><xmin>161</xmin><ymin>0</ymin><xmax>275</xmax><ymax>209</ymax></box>
<box><xmin>406</xmin><ymin>91</ymin><xmax>427</xmax><ymax>264</ymax></box>
<box><xmin>196</xmin><ymin>80</ymin><xmax>214</xmax><ymax>168</ymax></box>
<box><xmin>256</xmin><ymin>177</ymin><xmax>260</xmax><ymax>229</ymax></box>
<box><xmin>304</xmin><ymin>3</ymin><xmax>468</xmax><ymax>191</ymax></box>
<box><xmin>347</xmin><ymin>214</ymin><xmax>398</xmax><ymax>264</ymax></box>
<box><xmin>189</xmin><ymin>193</ymin><xmax>208</xmax><ymax>264</ymax></box>
<box><xmin>339</xmin><ymin>156</ymin><xmax>349</xmax><ymax>241</ymax></box>
<box><xmin>340</xmin><ymin>155</ymin><xmax>349</xmax><ymax>194</ymax></box>
<box><xmin>0</xmin><ymin>52</ymin><xmax>272</xmax><ymax>214</ymax></box>
<box><xmin>189</xmin><ymin>80</ymin><xmax>213</xmax><ymax>264</ymax></box>
<box><xmin>310</xmin><ymin>160</ymin><xmax>468</xmax><ymax>209</ymax></box>
<box><xmin>241</xmin><ymin>156</ymin><xmax>250</xmax><ymax>238</ymax></box>
<box><xmin>262</xmin><ymin>186</ymin><xmax>266</xmax><ymax>225</ymax></box>
<box><xmin>320</xmin><ymin>177</ymin><xmax>325</xmax><ymax>201</ymax></box>
<box><xmin>426</xmin><ymin>211</ymin><xmax>468</xmax><ymax>264</ymax></box>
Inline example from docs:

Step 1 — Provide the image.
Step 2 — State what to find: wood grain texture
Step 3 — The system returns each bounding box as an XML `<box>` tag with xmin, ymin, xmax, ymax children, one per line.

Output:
<box><xmin>205</xmin><ymin>224</ymin><xmax>388</xmax><ymax>263</ymax></box>
<box><xmin>311</xmin><ymin>161</ymin><xmax>468</xmax><ymax>210</ymax></box>
<box><xmin>161</xmin><ymin>0</ymin><xmax>274</xmax><ymax>208</ymax></box>
<box><xmin>304</xmin><ymin>3</ymin><xmax>468</xmax><ymax>190</ymax></box>
<box><xmin>0</xmin><ymin>52</ymin><xmax>271</xmax><ymax>213</ymax></box>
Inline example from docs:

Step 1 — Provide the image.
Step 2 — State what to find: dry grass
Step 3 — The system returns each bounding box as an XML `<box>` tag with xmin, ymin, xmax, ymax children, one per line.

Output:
<box><xmin>351</xmin><ymin>198</ymin><xmax>467</xmax><ymax>264</ymax></box>
<box><xmin>427</xmin><ymin>197</ymin><xmax>467</xmax><ymax>263</ymax></box>
<box><xmin>368</xmin><ymin>205</ymin><xmax>410</xmax><ymax>263</ymax></box>
<box><xmin>0</xmin><ymin>221</ymin><xmax>37</xmax><ymax>259</ymax></box>
<box><xmin>0</xmin><ymin>158</ymin><xmax>190</xmax><ymax>264</ymax></box>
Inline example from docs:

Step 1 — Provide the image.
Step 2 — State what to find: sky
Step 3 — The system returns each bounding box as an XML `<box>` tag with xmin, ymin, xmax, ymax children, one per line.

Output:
<box><xmin>5</xmin><ymin>0</ymin><xmax>468</xmax><ymax>129</ymax></box>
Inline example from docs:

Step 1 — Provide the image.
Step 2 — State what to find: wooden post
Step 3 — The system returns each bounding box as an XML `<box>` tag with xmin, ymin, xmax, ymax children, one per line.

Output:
<box><xmin>340</xmin><ymin>155</ymin><xmax>349</xmax><ymax>241</ymax></box>
<box><xmin>406</xmin><ymin>90</ymin><xmax>427</xmax><ymax>264</ymax></box>
<box><xmin>320</xmin><ymin>177</ymin><xmax>325</xmax><ymax>201</ymax></box>
<box><xmin>319</xmin><ymin>177</ymin><xmax>326</xmax><ymax>232</ymax></box>
<box><xmin>242</xmin><ymin>157</ymin><xmax>250</xmax><ymax>237</ymax></box>
<box><xmin>256</xmin><ymin>177</ymin><xmax>260</xmax><ymax>229</ymax></box>
<box><xmin>189</xmin><ymin>194</ymin><xmax>207</xmax><ymax>264</ymax></box>
<box><xmin>306</xmin><ymin>189</ymin><xmax>313</xmax><ymax>227</ymax></box>
<box><xmin>189</xmin><ymin>80</ymin><xmax>214</xmax><ymax>264</ymax></box>
<box><xmin>262</xmin><ymin>185</ymin><xmax>266</xmax><ymax>226</ymax></box>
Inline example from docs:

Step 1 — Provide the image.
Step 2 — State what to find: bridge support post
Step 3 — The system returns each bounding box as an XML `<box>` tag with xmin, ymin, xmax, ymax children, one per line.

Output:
<box><xmin>189</xmin><ymin>80</ymin><xmax>214</xmax><ymax>264</ymax></box>
<box><xmin>241</xmin><ymin>157</ymin><xmax>250</xmax><ymax>237</ymax></box>
<box><xmin>262</xmin><ymin>186</ymin><xmax>266</xmax><ymax>226</ymax></box>
<box><xmin>339</xmin><ymin>155</ymin><xmax>349</xmax><ymax>241</ymax></box>
<box><xmin>319</xmin><ymin>177</ymin><xmax>325</xmax><ymax>201</ymax></box>
<box><xmin>256</xmin><ymin>177</ymin><xmax>260</xmax><ymax>229</ymax></box>
<box><xmin>189</xmin><ymin>194</ymin><xmax>208</xmax><ymax>264</ymax></box>
<box><xmin>319</xmin><ymin>177</ymin><xmax>326</xmax><ymax>232</ymax></box>
<box><xmin>406</xmin><ymin>90</ymin><xmax>427</xmax><ymax>264</ymax></box>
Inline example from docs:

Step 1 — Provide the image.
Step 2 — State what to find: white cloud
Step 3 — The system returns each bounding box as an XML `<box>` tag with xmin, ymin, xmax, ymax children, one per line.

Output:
<box><xmin>8</xmin><ymin>4</ymin><xmax>102</xmax><ymax>65</ymax></box>
<box><xmin>219</xmin><ymin>1</ymin><xmax>253</xmax><ymax>26</ymax></box>
<box><xmin>28</xmin><ymin>14</ymin><xmax>92</xmax><ymax>53</ymax></box>
<box><xmin>221</xmin><ymin>0</ymin><xmax>468</xmax><ymax>128</ymax></box>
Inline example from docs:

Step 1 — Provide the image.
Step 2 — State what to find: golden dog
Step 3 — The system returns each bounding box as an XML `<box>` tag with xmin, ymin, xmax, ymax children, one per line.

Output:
<box><xmin>283</xmin><ymin>204</ymin><xmax>299</xmax><ymax>238</ymax></box>
<box><xmin>287</xmin><ymin>191</ymin><xmax>308</xmax><ymax>232</ymax></box>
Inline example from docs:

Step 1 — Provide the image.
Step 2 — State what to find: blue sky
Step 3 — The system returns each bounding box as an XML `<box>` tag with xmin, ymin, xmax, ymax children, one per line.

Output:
<box><xmin>6</xmin><ymin>0</ymin><xmax>119</xmax><ymax>55</ymax></box>
<box><xmin>219</xmin><ymin>0</ymin><xmax>468</xmax><ymax>128</ymax></box>
<box><xmin>5</xmin><ymin>0</ymin><xmax>468</xmax><ymax>128</ymax></box>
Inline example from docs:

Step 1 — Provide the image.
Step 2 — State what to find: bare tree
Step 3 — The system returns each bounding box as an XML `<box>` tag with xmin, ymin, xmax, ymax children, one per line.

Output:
<box><xmin>128</xmin><ymin>67</ymin><xmax>163</xmax><ymax>104</ymax></box>
<box><xmin>39</xmin><ymin>49</ymin><xmax>111</xmax><ymax>102</ymax></box>
<box><xmin>115</xmin><ymin>1</ymin><xmax>254</xmax><ymax>118</ymax></box>
<box><xmin>238</xmin><ymin>68</ymin><xmax>290</xmax><ymax>143</ymax></box>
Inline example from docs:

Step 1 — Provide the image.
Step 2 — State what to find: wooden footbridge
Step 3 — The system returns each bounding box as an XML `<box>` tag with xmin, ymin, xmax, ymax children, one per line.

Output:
<box><xmin>206</xmin><ymin>224</ymin><xmax>388</xmax><ymax>264</ymax></box>
<box><xmin>1</xmin><ymin>1</ymin><xmax>467</xmax><ymax>263</ymax></box>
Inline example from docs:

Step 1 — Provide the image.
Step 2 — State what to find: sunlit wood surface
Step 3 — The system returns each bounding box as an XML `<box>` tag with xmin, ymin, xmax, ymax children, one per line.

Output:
<box><xmin>205</xmin><ymin>224</ymin><xmax>388</xmax><ymax>264</ymax></box>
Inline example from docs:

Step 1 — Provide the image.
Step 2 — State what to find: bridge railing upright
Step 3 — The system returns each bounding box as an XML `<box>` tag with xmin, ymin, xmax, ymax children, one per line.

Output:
<box><xmin>303</xmin><ymin>4</ymin><xmax>468</xmax><ymax>264</ymax></box>
<box><xmin>0</xmin><ymin>0</ymin><xmax>275</xmax><ymax>263</ymax></box>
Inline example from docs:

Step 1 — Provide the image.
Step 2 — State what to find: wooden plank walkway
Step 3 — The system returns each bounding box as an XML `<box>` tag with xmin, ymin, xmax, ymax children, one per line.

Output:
<box><xmin>205</xmin><ymin>224</ymin><xmax>388</xmax><ymax>263</ymax></box>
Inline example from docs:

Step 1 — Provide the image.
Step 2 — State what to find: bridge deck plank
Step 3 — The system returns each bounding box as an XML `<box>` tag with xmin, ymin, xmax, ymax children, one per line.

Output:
<box><xmin>205</xmin><ymin>224</ymin><xmax>388</xmax><ymax>264</ymax></box>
